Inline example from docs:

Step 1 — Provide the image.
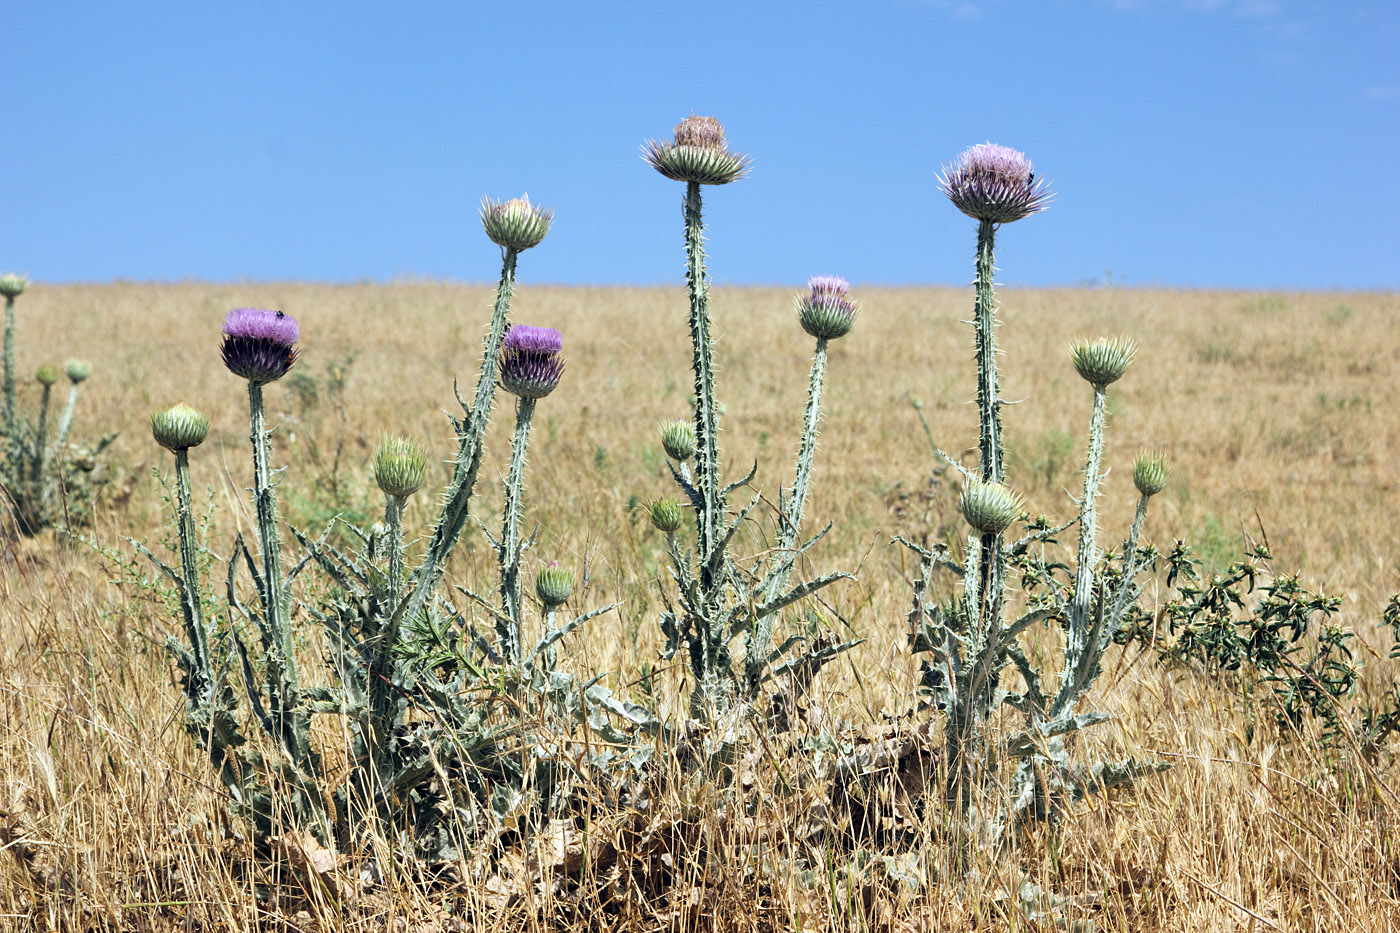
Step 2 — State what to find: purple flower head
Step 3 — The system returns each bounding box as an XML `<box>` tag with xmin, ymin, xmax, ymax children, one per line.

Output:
<box><xmin>938</xmin><ymin>142</ymin><xmax>1052</xmax><ymax>224</ymax></box>
<box><xmin>504</xmin><ymin>324</ymin><xmax>564</xmax><ymax>355</ymax></box>
<box><xmin>500</xmin><ymin>324</ymin><xmax>565</xmax><ymax>399</ymax></box>
<box><xmin>220</xmin><ymin>308</ymin><xmax>301</xmax><ymax>384</ymax></box>
<box><xmin>223</xmin><ymin>308</ymin><xmax>300</xmax><ymax>345</ymax></box>
<box><xmin>798</xmin><ymin>276</ymin><xmax>858</xmax><ymax>341</ymax></box>
<box><xmin>807</xmin><ymin>275</ymin><xmax>850</xmax><ymax>301</ymax></box>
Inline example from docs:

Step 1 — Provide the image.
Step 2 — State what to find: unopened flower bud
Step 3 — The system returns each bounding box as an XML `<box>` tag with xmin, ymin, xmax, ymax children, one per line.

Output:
<box><xmin>480</xmin><ymin>196</ymin><xmax>554</xmax><ymax>251</ymax></box>
<box><xmin>660</xmin><ymin>420</ymin><xmax>696</xmax><ymax>461</ymax></box>
<box><xmin>0</xmin><ymin>274</ymin><xmax>27</xmax><ymax>299</ymax></box>
<box><xmin>1069</xmin><ymin>336</ymin><xmax>1136</xmax><ymax>388</ymax></box>
<box><xmin>1133</xmin><ymin>450</ymin><xmax>1170</xmax><ymax>498</ymax></box>
<box><xmin>535</xmin><ymin>562</ymin><xmax>575</xmax><ymax>609</ymax></box>
<box><xmin>373</xmin><ymin>436</ymin><xmax>428</xmax><ymax>499</ymax></box>
<box><xmin>152</xmin><ymin>403</ymin><xmax>210</xmax><ymax>451</ymax></box>
<box><xmin>648</xmin><ymin>499</ymin><xmax>684</xmax><ymax>534</ymax></box>
<box><xmin>960</xmin><ymin>480</ymin><xmax>1023</xmax><ymax>535</ymax></box>
<box><xmin>35</xmin><ymin>363</ymin><xmax>60</xmax><ymax>387</ymax></box>
<box><xmin>64</xmin><ymin>359</ymin><xmax>91</xmax><ymax>384</ymax></box>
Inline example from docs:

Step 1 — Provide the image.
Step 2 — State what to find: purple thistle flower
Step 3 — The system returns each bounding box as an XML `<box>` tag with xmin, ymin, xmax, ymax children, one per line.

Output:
<box><xmin>807</xmin><ymin>275</ymin><xmax>850</xmax><ymax>300</ymax></box>
<box><xmin>938</xmin><ymin>142</ymin><xmax>1052</xmax><ymax>224</ymax></box>
<box><xmin>798</xmin><ymin>276</ymin><xmax>858</xmax><ymax>341</ymax></box>
<box><xmin>500</xmin><ymin>324</ymin><xmax>565</xmax><ymax>399</ymax></box>
<box><xmin>221</xmin><ymin>307</ymin><xmax>301</xmax><ymax>384</ymax></box>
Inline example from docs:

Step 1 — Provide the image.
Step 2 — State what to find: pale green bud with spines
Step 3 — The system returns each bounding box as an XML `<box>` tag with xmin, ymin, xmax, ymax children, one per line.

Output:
<box><xmin>0</xmin><ymin>274</ymin><xmax>26</xmax><ymax>299</ymax></box>
<box><xmin>1133</xmin><ymin>450</ymin><xmax>1170</xmax><ymax>498</ymax></box>
<box><xmin>480</xmin><ymin>196</ymin><xmax>554</xmax><ymax>251</ymax></box>
<box><xmin>535</xmin><ymin>563</ymin><xmax>575</xmax><ymax>609</ymax></box>
<box><xmin>660</xmin><ymin>420</ymin><xmax>696</xmax><ymax>461</ymax></box>
<box><xmin>1069</xmin><ymin>336</ymin><xmax>1137</xmax><ymax>387</ymax></box>
<box><xmin>35</xmin><ymin>363</ymin><xmax>60</xmax><ymax>386</ymax></box>
<box><xmin>648</xmin><ymin>499</ymin><xmax>684</xmax><ymax>534</ymax></box>
<box><xmin>152</xmin><ymin>403</ymin><xmax>210</xmax><ymax>451</ymax></box>
<box><xmin>373</xmin><ymin>435</ymin><xmax>429</xmax><ymax>499</ymax></box>
<box><xmin>64</xmin><ymin>359</ymin><xmax>91</xmax><ymax>384</ymax></box>
<box><xmin>960</xmin><ymin>480</ymin><xmax>1024</xmax><ymax>535</ymax></box>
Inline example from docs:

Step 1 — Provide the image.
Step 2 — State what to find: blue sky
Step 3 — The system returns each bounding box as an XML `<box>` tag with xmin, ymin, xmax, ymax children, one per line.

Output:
<box><xmin>3</xmin><ymin>1</ymin><xmax>1397</xmax><ymax>288</ymax></box>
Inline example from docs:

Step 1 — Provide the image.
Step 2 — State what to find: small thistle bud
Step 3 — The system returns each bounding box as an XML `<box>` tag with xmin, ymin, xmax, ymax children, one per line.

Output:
<box><xmin>1133</xmin><ymin>450</ymin><xmax>1170</xmax><ymax>498</ymax></box>
<box><xmin>660</xmin><ymin>420</ymin><xmax>696</xmax><ymax>461</ymax></box>
<box><xmin>797</xmin><ymin>274</ymin><xmax>859</xmax><ymax>340</ymax></box>
<box><xmin>480</xmin><ymin>195</ymin><xmax>554</xmax><ymax>252</ymax></box>
<box><xmin>0</xmin><ymin>274</ymin><xmax>27</xmax><ymax>299</ymax></box>
<box><xmin>535</xmin><ymin>562</ymin><xmax>575</xmax><ymax>609</ymax></box>
<box><xmin>500</xmin><ymin>324</ymin><xmax>565</xmax><ymax>399</ymax></box>
<box><xmin>373</xmin><ymin>436</ymin><xmax>428</xmax><ymax>499</ymax></box>
<box><xmin>152</xmin><ymin>403</ymin><xmax>210</xmax><ymax>451</ymax></box>
<box><xmin>960</xmin><ymin>480</ymin><xmax>1024</xmax><ymax>535</ymax></box>
<box><xmin>648</xmin><ymin>499</ymin><xmax>684</xmax><ymax>534</ymax></box>
<box><xmin>1069</xmin><ymin>336</ymin><xmax>1137</xmax><ymax>387</ymax></box>
<box><xmin>938</xmin><ymin>143</ymin><xmax>1052</xmax><ymax>223</ymax></box>
<box><xmin>643</xmin><ymin>115</ymin><xmax>751</xmax><ymax>186</ymax></box>
<box><xmin>221</xmin><ymin>308</ymin><xmax>300</xmax><ymax>384</ymax></box>
<box><xmin>64</xmin><ymin>359</ymin><xmax>91</xmax><ymax>384</ymax></box>
<box><xmin>35</xmin><ymin>363</ymin><xmax>60</xmax><ymax>386</ymax></box>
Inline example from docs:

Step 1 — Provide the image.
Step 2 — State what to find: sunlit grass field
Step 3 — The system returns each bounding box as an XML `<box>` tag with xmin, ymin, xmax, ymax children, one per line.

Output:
<box><xmin>4</xmin><ymin>282</ymin><xmax>1400</xmax><ymax>930</ymax></box>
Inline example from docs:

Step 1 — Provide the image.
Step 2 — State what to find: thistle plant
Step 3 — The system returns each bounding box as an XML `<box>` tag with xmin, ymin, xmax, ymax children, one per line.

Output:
<box><xmin>901</xmin><ymin>144</ymin><xmax>1165</xmax><ymax>841</ymax></box>
<box><xmin>487</xmin><ymin>324</ymin><xmax>565</xmax><ymax>666</ymax></box>
<box><xmin>644</xmin><ymin>117</ymin><xmax>853</xmax><ymax>724</ymax></box>
<box><xmin>0</xmin><ymin>275</ymin><xmax>112</xmax><ymax>536</ymax></box>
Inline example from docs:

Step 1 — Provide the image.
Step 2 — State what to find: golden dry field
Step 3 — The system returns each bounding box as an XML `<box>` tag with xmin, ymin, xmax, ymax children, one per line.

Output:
<box><xmin>4</xmin><ymin>281</ymin><xmax>1400</xmax><ymax>931</ymax></box>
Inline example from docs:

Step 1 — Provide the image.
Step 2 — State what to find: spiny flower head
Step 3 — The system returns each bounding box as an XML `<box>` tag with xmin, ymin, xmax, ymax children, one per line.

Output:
<box><xmin>797</xmin><ymin>274</ymin><xmax>859</xmax><ymax>340</ymax></box>
<box><xmin>660</xmin><ymin>420</ymin><xmax>696</xmax><ymax>461</ymax></box>
<box><xmin>500</xmin><ymin>324</ymin><xmax>565</xmax><ymax>399</ymax></box>
<box><xmin>0</xmin><ymin>274</ymin><xmax>27</xmax><ymax>299</ymax></box>
<box><xmin>1069</xmin><ymin>336</ymin><xmax>1137</xmax><ymax>387</ymax></box>
<box><xmin>938</xmin><ymin>142</ymin><xmax>1052</xmax><ymax>223</ymax></box>
<box><xmin>64</xmin><ymin>359</ymin><xmax>91</xmax><ymax>384</ymax></box>
<box><xmin>373</xmin><ymin>435</ymin><xmax>429</xmax><ymax>499</ymax></box>
<box><xmin>535</xmin><ymin>562</ymin><xmax>575</xmax><ymax>609</ymax></box>
<box><xmin>1133</xmin><ymin>450</ymin><xmax>1170</xmax><ymax>498</ymax></box>
<box><xmin>221</xmin><ymin>308</ymin><xmax>300</xmax><ymax>384</ymax></box>
<box><xmin>960</xmin><ymin>480</ymin><xmax>1024</xmax><ymax>535</ymax></box>
<box><xmin>648</xmin><ymin>498</ymin><xmax>684</xmax><ymax>534</ymax></box>
<box><xmin>480</xmin><ymin>195</ymin><xmax>554</xmax><ymax>252</ymax></box>
<box><xmin>152</xmin><ymin>403</ymin><xmax>210</xmax><ymax>451</ymax></box>
<box><xmin>643</xmin><ymin>115</ymin><xmax>751</xmax><ymax>186</ymax></box>
<box><xmin>35</xmin><ymin>363</ymin><xmax>60</xmax><ymax>387</ymax></box>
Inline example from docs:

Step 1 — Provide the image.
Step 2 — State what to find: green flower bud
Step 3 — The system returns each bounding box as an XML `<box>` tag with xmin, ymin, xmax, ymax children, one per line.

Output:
<box><xmin>35</xmin><ymin>363</ymin><xmax>60</xmax><ymax>387</ymax></box>
<box><xmin>660</xmin><ymin>420</ymin><xmax>696</xmax><ymax>461</ymax></box>
<box><xmin>151</xmin><ymin>403</ymin><xmax>210</xmax><ymax>451</ymax></box>
<box><xmin>64</xmin><ymin>359</ymin><xmax>91</xmax><ymax>384</ymax></box>
<box><xmin>535</xmin><ymin>562</ymin><xmax>575</xmax><ymax>609</ymax></box>
<box><xmin>0</xmin><ymin>274</ymin><xmax>27</xmax><ymax>299</ymax></box>
<box><xmin>1069</xmin><ymin>336</ymin><xmax>1137</xmax><ymax>388</ymax></box>
<box><xmin>480</xmin><ymin>196</ymin><xmax>554</xmax><ymax>252</ymax></box>
<box><xmin>373</xmin><ymin>436</ymin><xmax>429</xmax><ymax>499</ymax></box>
<box><xmin>648</xmin><ymin>499</ymin><xmax>684</xmax><ymax>534</ymax></box>
<box><xmin>960</xmin><ymin>480</ymin><xmax>1024</xmax><ymax>535</ymax></box>
<box><xmin>1133</xmin><ymin>450</ymin><xmax>1170</xmax><ymax>498</ymax></box>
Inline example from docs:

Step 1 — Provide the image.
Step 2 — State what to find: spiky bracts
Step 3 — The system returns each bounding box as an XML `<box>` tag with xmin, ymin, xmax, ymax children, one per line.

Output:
<box><xmin>960</xmin><ymin>480</ymin><xmax>1023</xmax><ymax>535</ymax></box>
<box><xmin>644</xmin><ymin>115</ymin><xmax>751</xmax><ymax>186</ymax></box>
<box><xmin>939</xmin><ymin>143</ymin><xmax>1052</xmax><ymax>224</ymax></box>
<box><xmin>660</xmin><ymin>420</ymin><xmax>696</xmax><ymax>462</ymax></box>
<box><xmin>152</xmin><ymin>403</ymin><xmax>210</xmax><ymax>452</ymax></box>
<box><xmin>535</xmin><ymin>563</ymin><xmax>574</xmax><ymax>609</ymax></box>
<box><xmin>373</xmin><ymin>436</ymin><xmax>428</xmax><ymax>499</ymax></box>
<box><xmin>797</xmin><ymin>274</ymin><xmax>859</xmax><ymax>341</ymax></box>
<box><xmin>480</xmin><ymin>196</ymin><xmax>554</xmax><ymax>252</ymax></box>
<box><xmin>500</xmin><ymin>324</ymin><xmax>565</xmax><ymax>399</ymax></box>
<box><xmin>0</xmin><ymin>274</ymin><xmax>25</xmax><ymax>300</ymax></box>
<box><xmin>1133</xmin><ymin>450</ymin><xmax>1170</xmax><ymax>497</ymax></box>
<box><xmin>1070</xmin><ymin>336</ymin><xmax>1136</xmax><ymax>387</ymax></box>
<box><xmin>221</xmin><ymin>308</ymin><xmax>300</xmax><ymax>384</ymax></box>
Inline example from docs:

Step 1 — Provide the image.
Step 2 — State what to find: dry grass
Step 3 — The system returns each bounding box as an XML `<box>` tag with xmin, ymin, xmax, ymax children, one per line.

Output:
<box><xmin>3</xmin><ymin>282</ymin><xmax>1400</xmax><ymax>930</ymax></box>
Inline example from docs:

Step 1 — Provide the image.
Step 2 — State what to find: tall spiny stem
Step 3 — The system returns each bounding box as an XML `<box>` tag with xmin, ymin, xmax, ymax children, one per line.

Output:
<box><xmin>973</xmin><ymin>218</ymin><xmax>1002</xmax><ymax>484</ymax></box>
<box><xmin>55</xmin><ymin>383</ymin><xmax>80</xmax><ymax>450</ymax></box>
<box><xmin>173</xmin><ymin>448</ymin><xmax>210</xmax><ymax>681</ymax></box>
<box><xmin>31</xmin><ymin>383</ymin><xmax>52</xmax><ymax>483</ymax></box>
<box><xmin>498</xmin><ymin>396</ymin><xmax>537</xmax><ymax>666</ymax></box>
<box><xmin>383</xmin><ymin>494</ymin><xmax>406</xmax><ymax>614</ymax></box>
<box><xmin>247</xmin><ymin>380</ymin><xmax>298</xmax><ymax>747</ymax></box>
<box><xmin>1055</xmin><ymin>385</ymin><xmax>1108</xmax><ymax>715</ymax></box>
<box><xmin>684</xmin><ymin>181</ymin><xmax>723</xmax><ymax>580</ymax></box>
<box><xmin>407</xmin><ymin>247</ymin><xmax>518</xmax><ymax>618</ymax></box>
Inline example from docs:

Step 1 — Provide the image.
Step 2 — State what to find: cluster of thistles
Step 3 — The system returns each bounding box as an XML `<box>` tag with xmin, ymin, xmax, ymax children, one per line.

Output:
<box><xmin>500</xmin><ymin>324</ymin><xmax>565</xmax><ymax>399</ymax></box>
<box><xmin>221</xmin><ymin>308</ymin><xmax>301</xmax><ymax>384</ymax></box>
